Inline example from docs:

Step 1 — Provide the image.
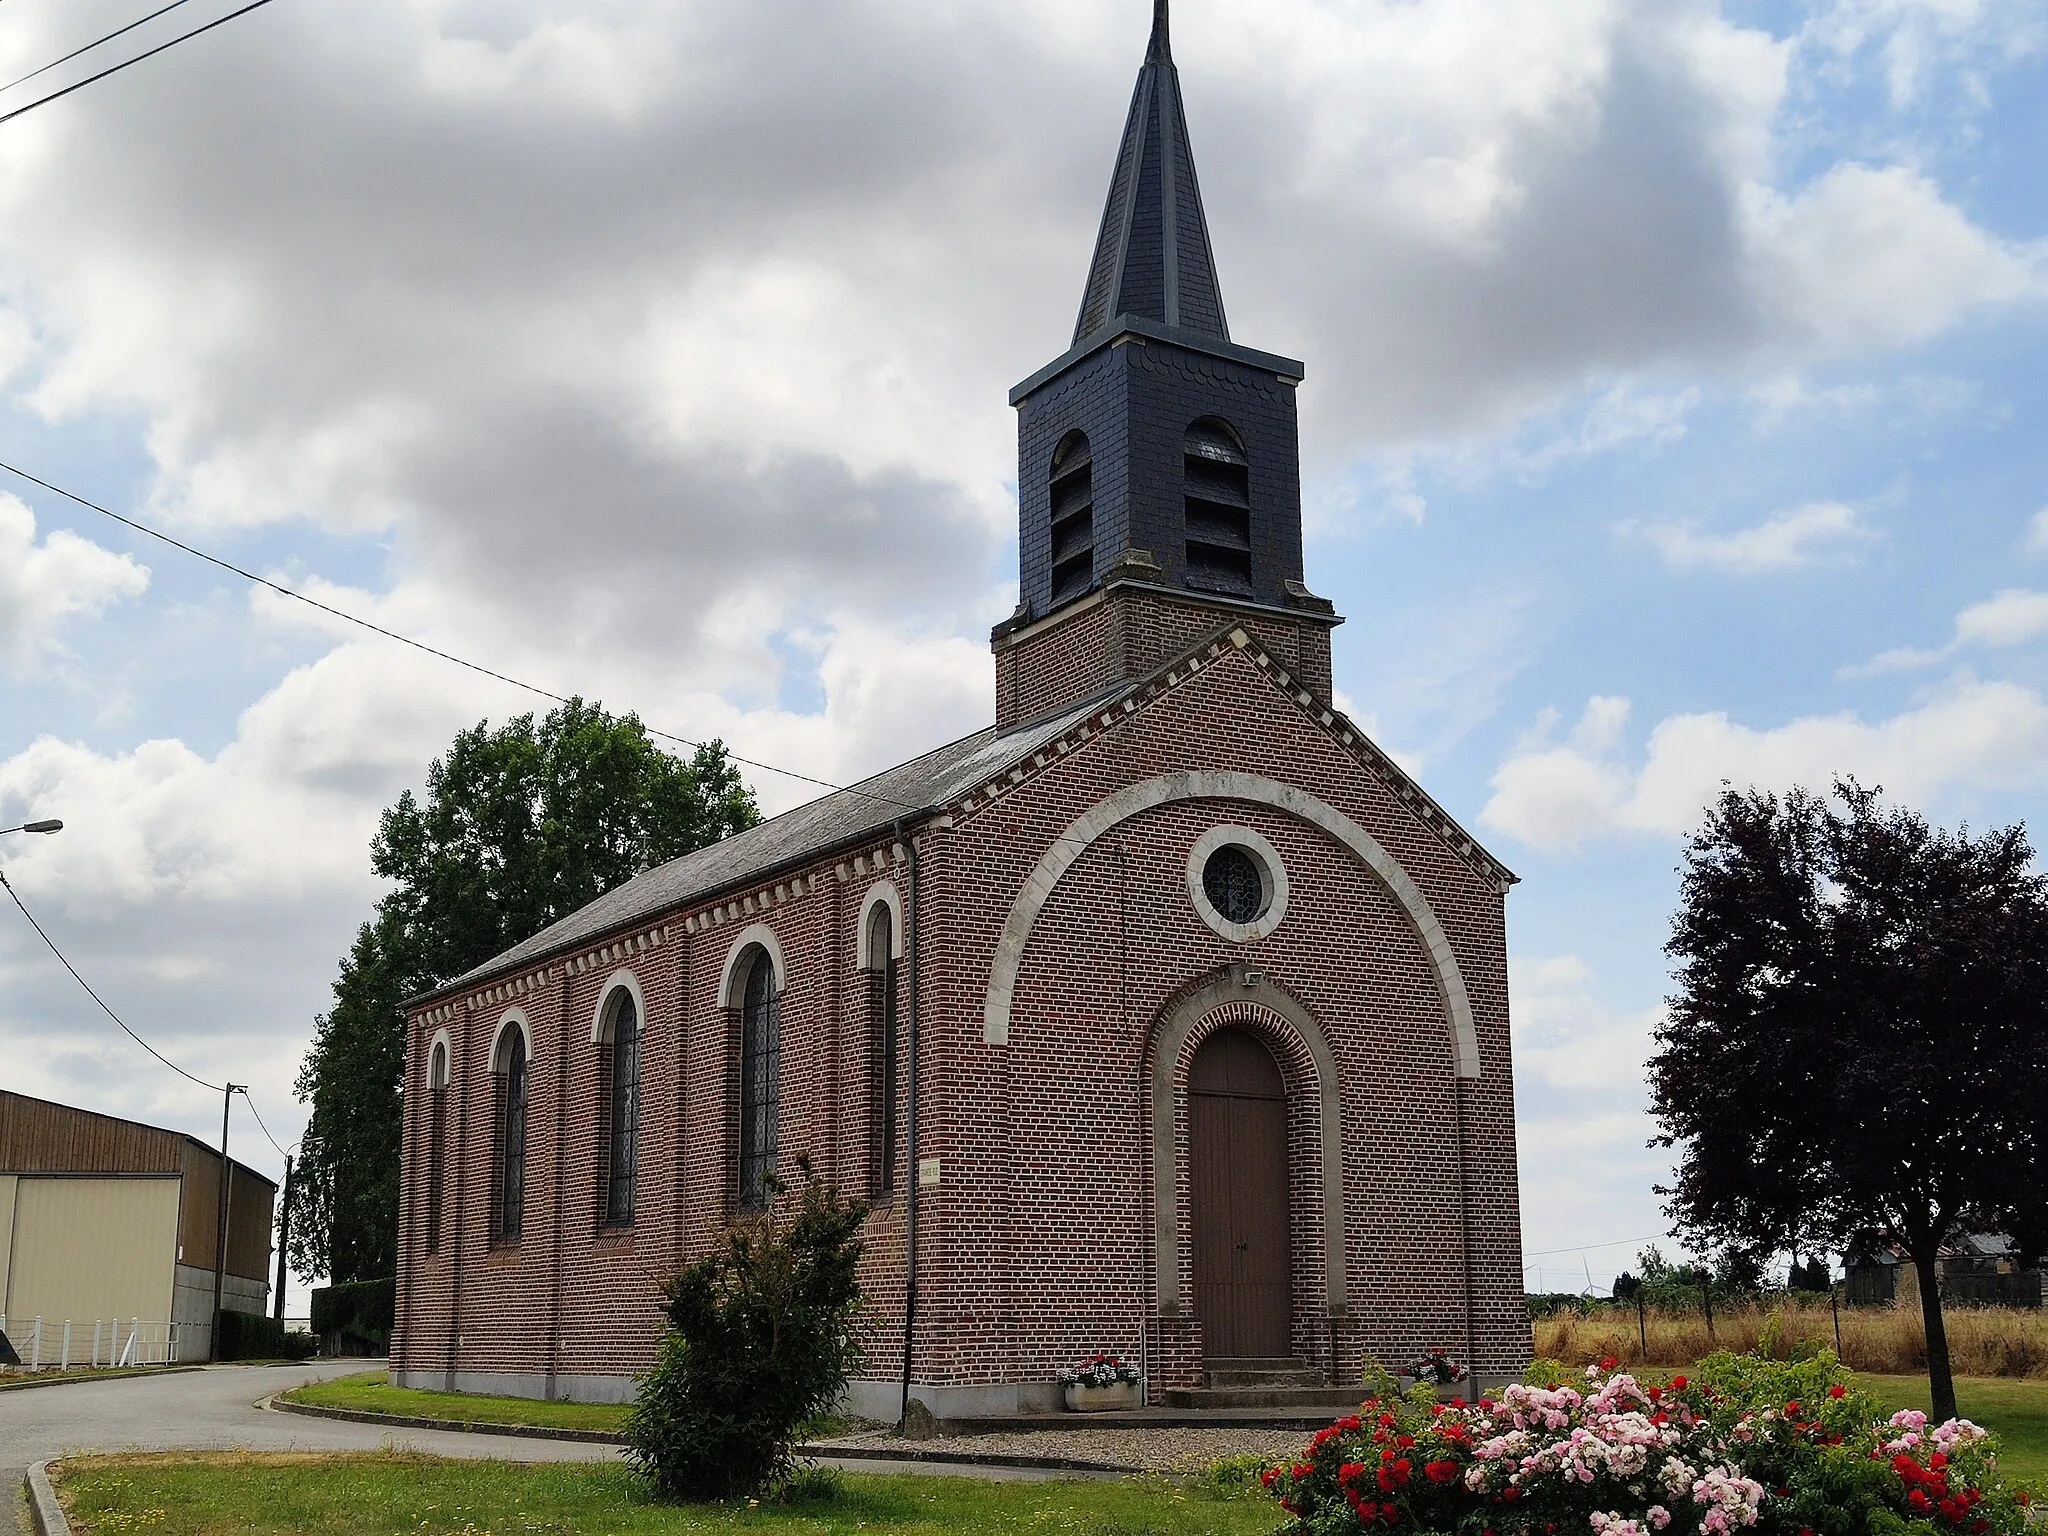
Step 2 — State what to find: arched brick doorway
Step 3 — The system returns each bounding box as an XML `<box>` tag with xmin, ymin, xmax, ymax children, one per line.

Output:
<box><xmin>1189</xmin><ymin>1027</ymin><xmax>1291</xmax><ymax>1358</ymax></box>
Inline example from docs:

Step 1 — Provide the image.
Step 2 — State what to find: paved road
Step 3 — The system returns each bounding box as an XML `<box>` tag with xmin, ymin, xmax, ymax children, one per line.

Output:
<box><xmin>1</xmin><ymin>1359</ymin><xmax>619</xmax><ymax>1497</ymax></box>
<box><xmin>2</xmin><ymin>1360</ymin><xmax>1081</xmax><ymax>1518</ymax></box>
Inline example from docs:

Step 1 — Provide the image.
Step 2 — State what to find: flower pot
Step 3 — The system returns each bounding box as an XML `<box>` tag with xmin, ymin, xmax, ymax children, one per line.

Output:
<box><xmin>1063</xmin><ymin>1380</ymin><xmax>1137</xmax><ymax>1413</ymax></box>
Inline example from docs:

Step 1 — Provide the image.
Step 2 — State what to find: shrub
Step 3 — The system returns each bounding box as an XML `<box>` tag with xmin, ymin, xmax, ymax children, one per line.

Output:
<box><xmin>309</xmin><ymin>1277</ymin><xmax>394</xmax><ymax>1355</ymax></box>
<box><xmin>1263</xmin><ymin>1351</ymin><xmax>2033</xmax><ymax>1536</ymax></box>
<box><xmin>214</xmin><ymin>1309</ymin><xmax>285</xmax><ymax>1361</ymax></box>
<box><xmin>624</xmin><ymin>1170</ymin><xmax>868</xmax><ymax>1501</ymax></box>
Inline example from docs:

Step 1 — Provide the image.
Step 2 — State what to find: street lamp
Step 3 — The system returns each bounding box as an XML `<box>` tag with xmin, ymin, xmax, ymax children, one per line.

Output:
<box><xmin>0</xmin><ymin>820</ymin><xmax>62</xmax><ymax>836</ymax></box>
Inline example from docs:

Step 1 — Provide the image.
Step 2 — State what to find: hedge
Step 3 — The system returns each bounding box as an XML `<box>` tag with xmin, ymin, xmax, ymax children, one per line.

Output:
<box><xmin>311</xmin><ymin>1277</ymin><xmax>395</xmax><ymax>1354</ymax></box>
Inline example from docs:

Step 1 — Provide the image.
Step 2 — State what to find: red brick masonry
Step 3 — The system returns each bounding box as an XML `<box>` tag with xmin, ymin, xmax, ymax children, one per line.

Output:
<box><xmin>393</xmin><ymin>623</ymin><xmax>1527</xmax><ymax>1416</ymax></box>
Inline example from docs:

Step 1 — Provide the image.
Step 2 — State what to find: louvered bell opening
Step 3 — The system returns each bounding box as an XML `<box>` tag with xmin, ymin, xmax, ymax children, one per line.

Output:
<box><xmin>1049</xmin><ymin>430</ymin><xmax>1096</xmax><ymax>606</ymax></box>
<box><xmin>1184</xmin><ymin>419</ymin><xmax>1251</xmax><ymax>595</ymax></box>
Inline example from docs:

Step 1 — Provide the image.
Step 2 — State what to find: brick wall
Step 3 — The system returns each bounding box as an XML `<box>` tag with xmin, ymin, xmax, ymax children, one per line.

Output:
<box><xmin>394</xmin><ymin>633</ymin><xmax>1524</xmax><ymax>1407</ymax></box>
<box><xmin>995</xmin><ymin>580</ymin><xmax>1335</xmax><ymax>729</ymax></box>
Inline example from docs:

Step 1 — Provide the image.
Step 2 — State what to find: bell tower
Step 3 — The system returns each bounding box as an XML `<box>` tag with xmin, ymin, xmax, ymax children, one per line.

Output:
<box><xmin>995</xmin><ymin>0</ymin><xmax>1339</xmax><ymax>730</ymax></box>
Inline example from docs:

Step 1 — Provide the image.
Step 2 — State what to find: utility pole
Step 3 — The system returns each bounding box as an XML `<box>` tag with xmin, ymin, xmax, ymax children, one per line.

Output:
<box><xmin>212</xmin><ymin>1084</ymin><xmax>245</xmax><ymax>1361</ymax></box>
<box><xmin>273</xmin><ymin>1154</ymin><xmax>294</xmax><ymax>1325</ymax></box>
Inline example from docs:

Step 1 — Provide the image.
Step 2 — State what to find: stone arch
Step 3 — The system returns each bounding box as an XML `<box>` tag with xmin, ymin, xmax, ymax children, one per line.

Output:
<box><xmin>981</xmin><ymin>770</ymin><xmax>1481</xmax><ymax>1078</ymax></box>
<box><xmin>854</xmin><ymin>880</ymin><xmax>904</xmax><ymax>969</ymax></box>
<box><xmin>717</xmin><ymin>924</ymin><xmax>787</xmax><ymax>1009</ymax></box>
<box><xmin>589</xmin><ymin>969</ymin><xmax>647</xmax><ymax>1044</ymax></box>
<box><xmin>1149</xmin><ymin>969</ymin><xmax>1347</xmax><ymax>1318</ymax></box>
<box><xmin>427</xmin><ymin>1027</ymin><xmax>453</xmax><ymax>1090</ymax></box>
<box><xmin>489</xmin><ymin>1008</ymin><xmax>532</xmax><ymax>1074</ymax></box>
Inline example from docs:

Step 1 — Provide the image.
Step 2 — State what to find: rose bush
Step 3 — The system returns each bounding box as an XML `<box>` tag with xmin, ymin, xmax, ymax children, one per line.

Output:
<box><xmin>1262</xmin><ymin>1352</ymin><xmax>2033</xmax><ymax>1535</ymax></box>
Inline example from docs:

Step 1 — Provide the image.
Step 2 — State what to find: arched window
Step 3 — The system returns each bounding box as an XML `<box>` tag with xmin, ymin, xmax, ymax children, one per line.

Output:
<box><xmin>738</xmin><ymin>950</ymin><xmax>780</xmax><ymax>1210</ymax></box>
<box><xmin>1183</xmin><ymin>417</ymin><xmax>1251</xmax><ymax>595</ymax></box>
<box><xmin>867</xmin><ymin>904</ymin><xmax>899</xmax><ymax>1196</ymax></box>
<box><xmin>494</xmin><ymin>1023</ymin><xmax>528</xmax><ymax>1243</ymax></box>
<box><xmin>426</xmin><ymin>1038</ymin><xmax>449</xmax><ymax>1253</ymax></box>
<box><xmin>1048</xmin><ymin>430</ymin><xmax>1095</xmax><ymax>605</ymax></box>
<box><xmin>601</xmin><ymin>992</ymin><xmax>641</xmax><ymax>1227</ymax></box>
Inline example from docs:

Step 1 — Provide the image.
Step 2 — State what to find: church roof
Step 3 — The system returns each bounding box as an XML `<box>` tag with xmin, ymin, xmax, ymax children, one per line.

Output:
<box><xmin>1072</xmin><ymin>0</ymin><xmax>1230</xmax><ymax>346</ymax></box>
<box><xmin>418</xmin><ymin>621</ymin><xmax>1517</xmax><ymax>1009</ymax></box>
<box><xmin>422</xmin><ymin>689</ymin><xmax>1117</xmax><ymax>1001</ymax></box>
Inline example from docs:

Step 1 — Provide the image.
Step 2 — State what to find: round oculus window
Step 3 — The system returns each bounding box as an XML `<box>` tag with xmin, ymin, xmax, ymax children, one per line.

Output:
<box><xmin>1202</xmin><ymin>844</ymin><xmax>1267</xmax><ymax>925</ymax></box>
<box><xmin>1186</xmin><ymin>826</ymin><xmax>1289</xmax><ymax>943</ymax></box>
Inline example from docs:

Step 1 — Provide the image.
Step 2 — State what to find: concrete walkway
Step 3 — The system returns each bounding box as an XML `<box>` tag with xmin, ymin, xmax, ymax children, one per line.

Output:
<box><xmin>3</xmin><ymin>1358</ymin><xmax>1089</xmax><ymax>1519</ymax></box>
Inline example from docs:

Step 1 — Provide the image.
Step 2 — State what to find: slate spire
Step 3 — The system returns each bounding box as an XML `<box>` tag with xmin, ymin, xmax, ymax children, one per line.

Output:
<box><xmin>1072</xmin><ymin>0</ymin><xmax>1230</xmax><ymax>345</ymax></box>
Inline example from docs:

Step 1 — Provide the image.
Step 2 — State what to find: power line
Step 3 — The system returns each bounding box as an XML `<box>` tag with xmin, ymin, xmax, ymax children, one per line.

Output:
<box><xmin>0</xmin><ymin>861</ymin><xmax>302</xmax><ymax>1169</ymax></box>
<box><xmin>1523</xmin><ymin>1234</ymin><xmax>1668</xmax><ymax>1259</ymax></box>
<box><xmin>0</xmin><ymin>459</ymin><xmax>923</xmax><ymax>813</ymax></box>
<box><xmin>0</xmin><ymin>0</ymin><xmax>285</xmax><ymax>131</ymax></box>
<box><xmin>0</xmin><ymin>0</ymin><xmax>200</xmax><ymax>97</ymax></box>
<box><xmin>0</xmin><ymin>864</ymin><xmax>222</xmax><ymax>1092</ymax></box>
<box><xmin>239</xmin><ymin>1090</ymin><xmax>293</xmax><ymax>1161</ymax></box>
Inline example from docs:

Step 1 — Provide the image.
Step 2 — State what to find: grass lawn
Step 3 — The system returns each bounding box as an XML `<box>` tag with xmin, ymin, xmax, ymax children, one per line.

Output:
<box><xmin>282</xmin><ymin>1372</ymin><xmax>628</xmax><ymax>1435</ymax></box>
<box><xmin>51</xmin><ymin>1453</ymin><xmax>1282</xmax><ymax>1536</ymax></box>
<box><xmin>1853</xmin><ymin>1373</ymin><xmax>2048</xmax><ymax>1487</ymax></box>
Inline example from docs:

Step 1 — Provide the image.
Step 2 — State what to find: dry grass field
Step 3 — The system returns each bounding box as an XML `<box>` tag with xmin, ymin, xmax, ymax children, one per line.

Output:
<box><xmin>1533</xmin><ymin>1300</ymin><xmax>2048</xmax><ymax>1378</ymax></box>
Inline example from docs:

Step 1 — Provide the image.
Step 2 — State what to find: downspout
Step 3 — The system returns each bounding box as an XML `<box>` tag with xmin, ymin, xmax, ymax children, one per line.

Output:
<box><xmin>547</xmin><ymin>983</ymin><xmax>570</xmax><ymax>1400</ymax></box>
<box><xmin>895</xmin><ymin>819</ymin><xmax>923</xmax><ymax>1425</ymax></box>
<box><xmin>1455</xmin><ymin>1076</ymin><xmax>1476</xmax><ymax>1392</ymax></box>
<box><xmin>448</xmin><ymin>1017</ymin><xmax>470</xmax><ymax>1394</ymax></box>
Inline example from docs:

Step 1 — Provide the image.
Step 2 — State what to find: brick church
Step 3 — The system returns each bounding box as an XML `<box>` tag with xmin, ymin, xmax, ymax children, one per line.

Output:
<box><xmin>392</xmin><ymin>1</ymin><xmax>1527</xmax><ymax>1419</ymax></box>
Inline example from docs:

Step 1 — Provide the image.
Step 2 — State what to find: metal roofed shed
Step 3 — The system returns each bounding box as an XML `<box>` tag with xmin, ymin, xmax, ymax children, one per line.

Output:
<box><xmin>0</xmin><ymin>1089</ymin><xmax>275</xmax><ymax>1365</ymax></box>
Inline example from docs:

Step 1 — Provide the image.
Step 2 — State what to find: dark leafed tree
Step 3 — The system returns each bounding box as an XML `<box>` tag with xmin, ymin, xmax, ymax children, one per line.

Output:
<box><xmin>291</xmin><ymin>699</ymin><xmax>758</xmax><ymax>1284</ymax></box>
<box><xmin>1650</xmin><ymin>781</ymin><xmax>2048</xmax><ymax>1423</ymax></box>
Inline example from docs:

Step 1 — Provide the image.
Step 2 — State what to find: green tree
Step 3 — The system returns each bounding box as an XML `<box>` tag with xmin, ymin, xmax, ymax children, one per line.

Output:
<box><xmin>1650</xmin><ymin>781</ymin><xmax>2048</xmax><ymax>1423</ymax></box>
<box><xmin>291</xmin><ymin>700</ymin><xmax>757</xmax><ymax>1284</ymax></box>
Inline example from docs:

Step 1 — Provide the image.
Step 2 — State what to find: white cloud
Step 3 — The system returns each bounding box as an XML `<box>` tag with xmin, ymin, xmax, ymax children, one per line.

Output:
<box><xmin>2027</xmin><ymin>507</ymin><xmax>2048</xmax><ymax>556</ymax></box>
<box><xmin>1743</xmin><ymin>163</ymin><xmax>2045</xmax><ymax>356</ymax></box>
<box><xmin>1851</xmin><ymin>587</ymin><xmax>2048</xmax><ymax>673</ymax></box>
<box><xmin>1483</xmin><ymin>681</ymin><xmax>2048</xmax><ymax>850</ymax></box>
<box><xmin>0</xmin><ymin>494</ymin><xmax>149</xmax><ymax>671</ymax></box>
<box><xmin>1802</xmin><ymin>0</ymin><xmax>2048</xmax><ymax>108</ymax></box>
<box><xmin>1510</xmin><ymin>951</ymin><xmax>1676</xmax><ymax>1290</ymax></box>
<box><xmin>1512</xmin><ymin>954</ymin><xmax>1664</xmax><ymax>1093</ymax></box>
<box><xmin>1636</xmin><ymin>500</ymin><xmax>1873</xmax><ymax>574</ymax></box>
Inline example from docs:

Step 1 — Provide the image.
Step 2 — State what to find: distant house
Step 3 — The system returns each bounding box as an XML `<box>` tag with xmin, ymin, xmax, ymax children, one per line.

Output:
<box><xmin>1845</xmin><ymin>1235</ymin><xmax>2041</xmax><ymax>1308</ymax></box>
<box><xmin>0</xmin><ymin>1090</ymin><xmax>276</xmax><ymax>1363</ymax></box>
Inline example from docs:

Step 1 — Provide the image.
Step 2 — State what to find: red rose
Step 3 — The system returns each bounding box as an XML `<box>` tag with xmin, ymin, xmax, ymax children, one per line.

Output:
<box><xmin>1669</xmin><ymin>1376</ymin><xmax>1688</xmax><ymax>1391</ymax></box>
<box><xmin>1828</xmin><ymin>1385</ymin><xmax>1846</xmax><ymax>1399</ymax></box>
<box><xmin>1599</xmin><ymin>1356</ymin><xmax>1618</xmax><ymax>1371</ymax></box>
<box><xmin>1425</xmin><ymin>1460</ymin><xmax>1460</xmax><ymax>1484</ymax></box>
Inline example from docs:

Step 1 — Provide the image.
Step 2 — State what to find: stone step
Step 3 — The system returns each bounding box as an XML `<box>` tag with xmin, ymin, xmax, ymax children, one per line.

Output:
<box><xmin>1159</xmin><ymin>1385</ymin><xmax>1366</xmax><ymax>1411</ymax></box>
<box><xmin>1205</xmin><ymin>1356</ymin><xmax>1324</xmax><ymax>1389</ymax></box>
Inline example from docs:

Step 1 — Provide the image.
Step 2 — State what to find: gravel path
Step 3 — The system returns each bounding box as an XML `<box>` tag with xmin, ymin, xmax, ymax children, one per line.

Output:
<box><xmin>814</xmin><ymin>1424</ymin><xmax>1308</xmax><ymax>1473</ymax></box>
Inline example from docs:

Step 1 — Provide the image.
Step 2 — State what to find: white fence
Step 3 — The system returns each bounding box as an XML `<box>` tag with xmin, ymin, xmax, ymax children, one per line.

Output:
<box><xmin>0</xmin><ymin>1314</ymin><xmax>178</xmax><ymax>1371</ymax></box>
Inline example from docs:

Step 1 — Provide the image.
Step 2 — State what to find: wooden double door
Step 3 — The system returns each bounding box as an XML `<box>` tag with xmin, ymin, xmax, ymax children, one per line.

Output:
<box><xmin>1189</xmin><ymin>1027</ymin><xmax>1292</xmax><ymax>1358</ymax></box>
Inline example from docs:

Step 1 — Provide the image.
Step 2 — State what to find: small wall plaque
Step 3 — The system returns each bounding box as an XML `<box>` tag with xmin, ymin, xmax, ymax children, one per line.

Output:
<box><xmin>917</xmin><ymin>1158</ymin><xmax>942</xmax><ymax>1188</ymax></box>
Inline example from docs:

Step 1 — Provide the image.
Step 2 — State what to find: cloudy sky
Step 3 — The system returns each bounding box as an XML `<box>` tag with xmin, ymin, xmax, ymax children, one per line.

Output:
<box><xmin>0</xmin><ymin>0</ymin><xmax>2043</xmax><ymax>1306</ymax></box>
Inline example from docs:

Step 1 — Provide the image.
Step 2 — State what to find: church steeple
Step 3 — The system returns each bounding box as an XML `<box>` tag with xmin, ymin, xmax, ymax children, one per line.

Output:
<box><xmin>1073</xmin><ymin>0</ymin><xmax>1230</xmax><ymax>345</ymax></box>
<box><xmin>998</xmin><ymin>3</ymin><xmax>1333</xmax><ymax>729</ymax></box>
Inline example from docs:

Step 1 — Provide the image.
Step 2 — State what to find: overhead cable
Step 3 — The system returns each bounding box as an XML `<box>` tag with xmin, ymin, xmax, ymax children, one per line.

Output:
<box><xmin>0</xmin><ymin>458</ymin><xmax>923</xmax><ymax>813</ymax></box>
<box><xmin>238</xmin><ymin>1090</ymin><xmax>293</xmax><ymax>1160</ymax></box>
<box><xmin>0</xmin><ymin>864</ymin><xmax>223</xmax><ymax>1092</ymax></box>
<box><xmin>0</xmin><ymin>0</ymin><xmax>200</xmax><ymax>97</ymax></box>
<box><xmin>0</xmin><ymin>0</ymin><xmax>285</xmax><ymax>130</ymax></box>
